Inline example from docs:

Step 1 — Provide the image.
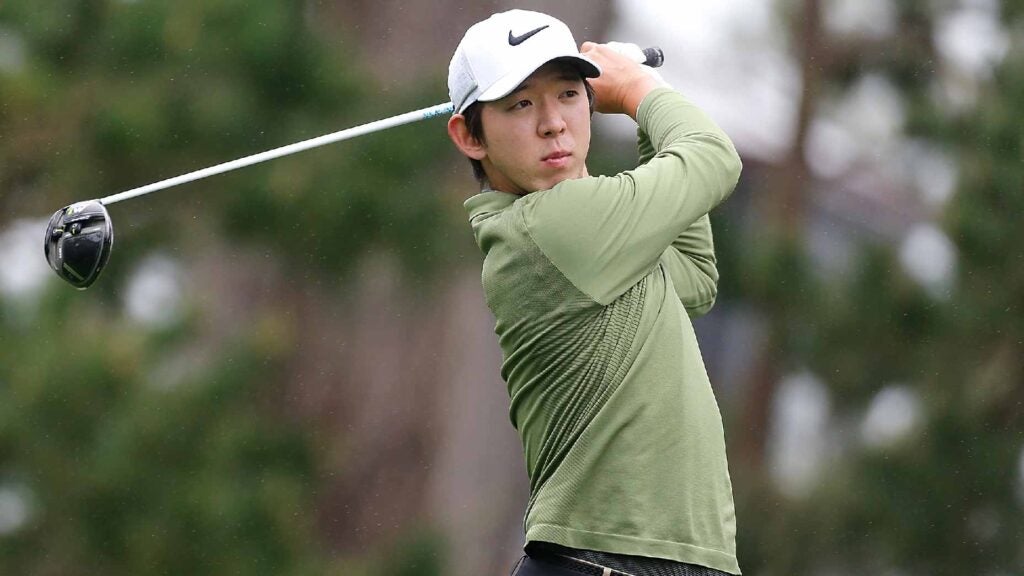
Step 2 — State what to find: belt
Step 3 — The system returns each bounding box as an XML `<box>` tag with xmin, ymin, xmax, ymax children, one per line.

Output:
<box><xmin>528</xmin><ymin>542</ymin><xmax>731</xmax><ymax>576</ymax></box>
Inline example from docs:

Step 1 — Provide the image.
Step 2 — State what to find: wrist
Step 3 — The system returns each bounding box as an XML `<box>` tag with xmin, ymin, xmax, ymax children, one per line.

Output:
<box><xmin>622</xmin><ymin>76</ymin><xmax>663</xmax><ymax>121</ymax></box>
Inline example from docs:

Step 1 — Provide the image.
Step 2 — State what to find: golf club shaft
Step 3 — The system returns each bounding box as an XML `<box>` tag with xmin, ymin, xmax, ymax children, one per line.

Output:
<box><xmin>100</xmin><ymin>102</ymin><xmax>454</xmax><ymax>205</ymax></box>
<box><xmin>98</xmin><ymin>45</ymin><xmax>664</xmax><ymax>206</ymax></box>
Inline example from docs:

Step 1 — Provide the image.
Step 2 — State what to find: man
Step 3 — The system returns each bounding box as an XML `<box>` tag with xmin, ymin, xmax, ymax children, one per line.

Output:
<box><xmin>446</xmin><ymin>10</ymin><xmax>743</xmax><ymax>576</ymax></box>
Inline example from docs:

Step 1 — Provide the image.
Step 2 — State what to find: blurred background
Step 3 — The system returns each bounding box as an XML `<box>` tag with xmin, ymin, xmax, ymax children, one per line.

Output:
<box><xmin>1</xmin><ymin>0</ymin><xmax>1021</xmax><ymax>574</ymax></box>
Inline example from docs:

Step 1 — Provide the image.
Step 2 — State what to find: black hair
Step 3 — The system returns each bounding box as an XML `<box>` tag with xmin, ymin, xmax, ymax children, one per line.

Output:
<box><xmin>461</xmin><ymin>72</ymin><xmax>596</xmax><ymax>185</ymax></box>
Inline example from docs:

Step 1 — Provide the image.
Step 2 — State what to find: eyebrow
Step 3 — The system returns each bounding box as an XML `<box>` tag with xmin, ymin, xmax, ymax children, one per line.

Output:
<box><xmin>507</xmin><ymin>73</ymin><xmax>582</xmax><ymax>98</ymax></box>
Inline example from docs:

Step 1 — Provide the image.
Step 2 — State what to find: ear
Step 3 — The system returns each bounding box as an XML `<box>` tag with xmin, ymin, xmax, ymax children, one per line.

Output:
<box><xmin>447</xmin><ymin>114</ymin><xmax>487</xmax><ymax>161</ymax></box>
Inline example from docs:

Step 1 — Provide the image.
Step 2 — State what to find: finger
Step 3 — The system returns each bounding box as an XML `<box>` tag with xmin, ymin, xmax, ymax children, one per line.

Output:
<box><xmin>604</xmin><ymin>42</ymin><xmax>646</xmax><ymax>64</ymax></box>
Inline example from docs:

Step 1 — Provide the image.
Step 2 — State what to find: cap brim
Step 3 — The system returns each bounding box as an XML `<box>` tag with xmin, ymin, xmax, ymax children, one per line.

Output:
<box><xmin>477</xmin><ymin>54</ymin><xmax>601</xmax><ymax>105</ymax></box>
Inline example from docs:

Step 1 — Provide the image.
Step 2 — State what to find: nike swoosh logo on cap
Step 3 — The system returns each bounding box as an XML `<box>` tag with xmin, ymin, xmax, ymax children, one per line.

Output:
<box><xmin>508</xmin><ymin>25</ymin><xmax>549</xmax><ymax>46</ymax></box>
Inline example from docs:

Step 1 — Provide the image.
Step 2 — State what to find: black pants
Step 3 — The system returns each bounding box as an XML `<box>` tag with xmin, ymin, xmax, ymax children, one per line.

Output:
<box><xmin>510</xmin><ymin>543</ymin><xmax>732</xmax><ymax>576</ymax></box>
<box><xmin>510</xmin><ymin>555</ymin><xmax>597</xmax><ymax>576</ymax></box>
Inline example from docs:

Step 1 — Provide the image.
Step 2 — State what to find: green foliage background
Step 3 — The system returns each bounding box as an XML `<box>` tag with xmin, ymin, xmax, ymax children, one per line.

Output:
<box><xmin>1</xmin><ymin>1</ymin><xmax>453</xmax><ymax>574</ymax></box>
<box><xmin>723</xmin><ymin>2</ymin><xmax>1024</xmax><ymax>574</ymax></box>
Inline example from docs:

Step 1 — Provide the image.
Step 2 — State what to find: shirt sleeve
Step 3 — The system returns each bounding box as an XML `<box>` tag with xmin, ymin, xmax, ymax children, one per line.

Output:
<box><xmin>521</xmin><ymin>88</ymin><xmax>741</xmax><ymax>306</ymax></box>
<box><xmin>659</xmin><ymin>215</ymin><xmax>718</xmax><ymax>316</ymax></box>
<box><xmin>639</xmin><ymin>114</ymin><xmax>721</xmax><ymax>317</ymax></box>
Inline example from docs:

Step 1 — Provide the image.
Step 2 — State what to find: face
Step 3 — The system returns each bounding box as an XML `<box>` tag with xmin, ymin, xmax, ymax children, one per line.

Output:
<box><xmin>475</xmin><ymin>62</ymin><xmax>592</xmax><ymax>194</ymax></box>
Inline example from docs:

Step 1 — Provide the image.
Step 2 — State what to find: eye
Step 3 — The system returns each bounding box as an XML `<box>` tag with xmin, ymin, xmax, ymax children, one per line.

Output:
<box><xmin>563</xmin><ymin>89</ymin><xmax>580</xmax><ymax>98</ymax></box>
<box><xmin>509</xmin><ymin>99</ymin><xmax>531</xmax><ymax>111</ymax></box>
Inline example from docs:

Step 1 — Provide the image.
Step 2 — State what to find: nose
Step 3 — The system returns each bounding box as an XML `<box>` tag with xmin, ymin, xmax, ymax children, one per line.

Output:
<box><xmin>537</xmin><ymin>102</ymin><xmax>567</xmax><ymax>138</ymax></box>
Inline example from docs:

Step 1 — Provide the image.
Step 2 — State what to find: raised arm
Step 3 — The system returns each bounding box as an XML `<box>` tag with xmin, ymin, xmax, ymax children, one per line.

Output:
<box><xmin>523</xmin><ymin>45</ymin><xmax>741</xmax><ymax>305</ymax></box>
<box><xmin>637</xmin><ymin>118</ymin><xmax>721</xmax><ymax>316</ymax></box>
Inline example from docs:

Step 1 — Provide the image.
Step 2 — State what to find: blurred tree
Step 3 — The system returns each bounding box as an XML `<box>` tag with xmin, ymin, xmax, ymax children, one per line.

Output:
<box><xmin>0</xmin><ymin>0</ymin><xmax>458</xmax><ymax>284</ymax></box>
<box><xmin>0</xmin><ymin>0</ymin><xmax>460</xmax><ymax>573</ymax></box>
<box><xmin>0</xmin><ymin>290</ymin><xmax>324</xmax><ymax>575</ymax></box>
<box><xmin>726</xmin><ymin>0</ymin><xmax>1024</xmax><ymax>574</ymax></box>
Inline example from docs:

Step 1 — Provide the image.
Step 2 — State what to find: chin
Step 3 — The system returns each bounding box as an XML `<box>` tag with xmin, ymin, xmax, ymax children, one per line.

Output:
<box><xmin>508</xmin><ymin>168</ymin><xmax>584</xmax><ymax>194</ymax></box>
<box><xmin>545</xmin><ymin>170</ymin><xmax>583</xmax><ymax>189</ymax></box>
<box><xmin>533</xmin><ymin>178</ymin><xmax>565</xmax><ymax>192</ymax></box>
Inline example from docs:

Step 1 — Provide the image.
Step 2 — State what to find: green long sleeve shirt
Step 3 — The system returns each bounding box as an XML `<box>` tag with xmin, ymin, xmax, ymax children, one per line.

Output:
<box><xmin>464</xmin><ymin>88</ymin><xmax>743</xmax><ymax>574</ymax></box>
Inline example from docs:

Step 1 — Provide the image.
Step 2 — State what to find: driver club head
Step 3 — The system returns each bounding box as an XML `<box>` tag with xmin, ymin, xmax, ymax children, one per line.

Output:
<box><xmin>44</xmin><ymin>200</ymin><xmax>114</xmax><ymax>290</ymax></box>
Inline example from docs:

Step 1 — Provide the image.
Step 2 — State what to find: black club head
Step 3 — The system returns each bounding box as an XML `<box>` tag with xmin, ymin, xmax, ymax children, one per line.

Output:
<box><xmin>44</xmin><ymin>200</ymin><xmax>114</xmax><ymax>290</ymax></box>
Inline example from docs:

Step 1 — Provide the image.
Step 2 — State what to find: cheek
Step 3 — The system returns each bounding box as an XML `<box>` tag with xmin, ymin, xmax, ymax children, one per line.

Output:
<box><xmin>489</xmin><ymin>126</ymin><xmax>535</xmax><ymax>167</ymax></box>
<box><xmin>576</xmin><ymin>106</ymin><xmax>592</xmax><ymax>134</ymax></box>
<box><xmin>571</xmin><ymin>112</ymin><xmax>592</xmax><ymax>153</ymax></box>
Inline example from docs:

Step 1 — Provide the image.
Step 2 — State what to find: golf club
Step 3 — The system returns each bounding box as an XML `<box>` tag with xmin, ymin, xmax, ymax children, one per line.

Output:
<box><xmin>44</xmin><ymin>46</ymin><xmax>665</xmax><ymax>289</ymax></box>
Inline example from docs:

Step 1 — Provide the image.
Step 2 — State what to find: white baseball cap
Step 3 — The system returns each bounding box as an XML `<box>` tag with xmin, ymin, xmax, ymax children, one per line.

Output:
<box><xmin>448</xmin><ymin>10</ymin><xmax>601</xmax><ymax>114</ymax></box>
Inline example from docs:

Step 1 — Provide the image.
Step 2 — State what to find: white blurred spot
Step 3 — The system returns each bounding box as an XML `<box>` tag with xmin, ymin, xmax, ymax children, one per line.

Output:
<box><xmin>931</xmin><ymin>0</ymin><xmax>1009</xmax><ymax>111</ymax></box>
<box><xmin>805</xmin><ymin>74</ymin><xmax>905</xmax><ymax>179</ymax></box>
<box><xmin>769</xmin><ymin>372</ymin><xmax>832</xmax><ymax>498</ymax></box>
<box><xmin>0</xmin><ymin>27</ymin><xmax>26</xmax><ymax>74</ymax></box>
<box><xmin>842</xmin><ymin>74</ymin><xmax>906</xmax><ymax>145</ymax></box>
<box><xmin>0</xmin><ymin>484</ymin><xmax>31</xmax><ymax>536</ymax></box>
<box><xmin>0</xmin><ymin>218</ymin><xmax>53</xmax><ymax>305</ymax></box>
<box><xmin>805</xmin><ymin>116</ymin><xmax>859</xmax><ymax>179</ymax></box>
<box><xmin>904</xmin><ymin>141</ymin><xmax>958</xmax><ymax>210</ymax></box>
<box><xmin>824</xmin><ymin>0</ymin><xmax>896</xmax><ymax>39</ymax></box>
<box><xmin>860</xmin><ymin>385</ymin><xmax>922</xmax><ymax>449</ymax></box>
<box><xmin>124</xmin><ymin>254</ymin><xmax>184</xmax><ymax>327</ymax></box>
<box><xmin>610</xmin><ymin>0</ymin><xmax>800</xmax><ymax>161</ymax></box>
<box><xmin>935</xmin><ymin>1</ymin><xmax>1008</xmax><ymax>79</ymax></box>
<box><xmin>899</xmin><ymin>224</ymin><xmax>957</xmax><ymax>298</ymax></box>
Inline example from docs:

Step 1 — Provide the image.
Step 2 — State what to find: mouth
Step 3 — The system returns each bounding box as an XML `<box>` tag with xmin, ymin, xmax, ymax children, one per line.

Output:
<box><xmin>541</xmin><ymin>150</ymin><xmax>572</xmax><ymax>168</ymax></box>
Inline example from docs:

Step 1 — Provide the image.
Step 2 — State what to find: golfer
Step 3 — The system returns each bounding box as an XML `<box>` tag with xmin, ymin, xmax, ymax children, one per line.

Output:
<box><xmin>447</xmin><ymin>10</ymin><xmax>742</xmax><ymax>576</ymax></box>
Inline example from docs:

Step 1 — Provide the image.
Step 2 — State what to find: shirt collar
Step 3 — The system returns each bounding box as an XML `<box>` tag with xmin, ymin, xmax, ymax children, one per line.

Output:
<box><xmin>464</xmin><ymin>189</ymin><xmax>520</xmax><ymax>221</ymax></box>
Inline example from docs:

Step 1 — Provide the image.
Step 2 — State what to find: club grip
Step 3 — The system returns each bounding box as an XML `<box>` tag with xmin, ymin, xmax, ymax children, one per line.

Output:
<box><xmin>642</xmin><ymin>47</ymin><xmax>664</xmax><ymax>68</ymax></box>
<box><xmin>605</xmin><ymin>42</ymin><xmax>665</xmax><ymax>68</ymax></box>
